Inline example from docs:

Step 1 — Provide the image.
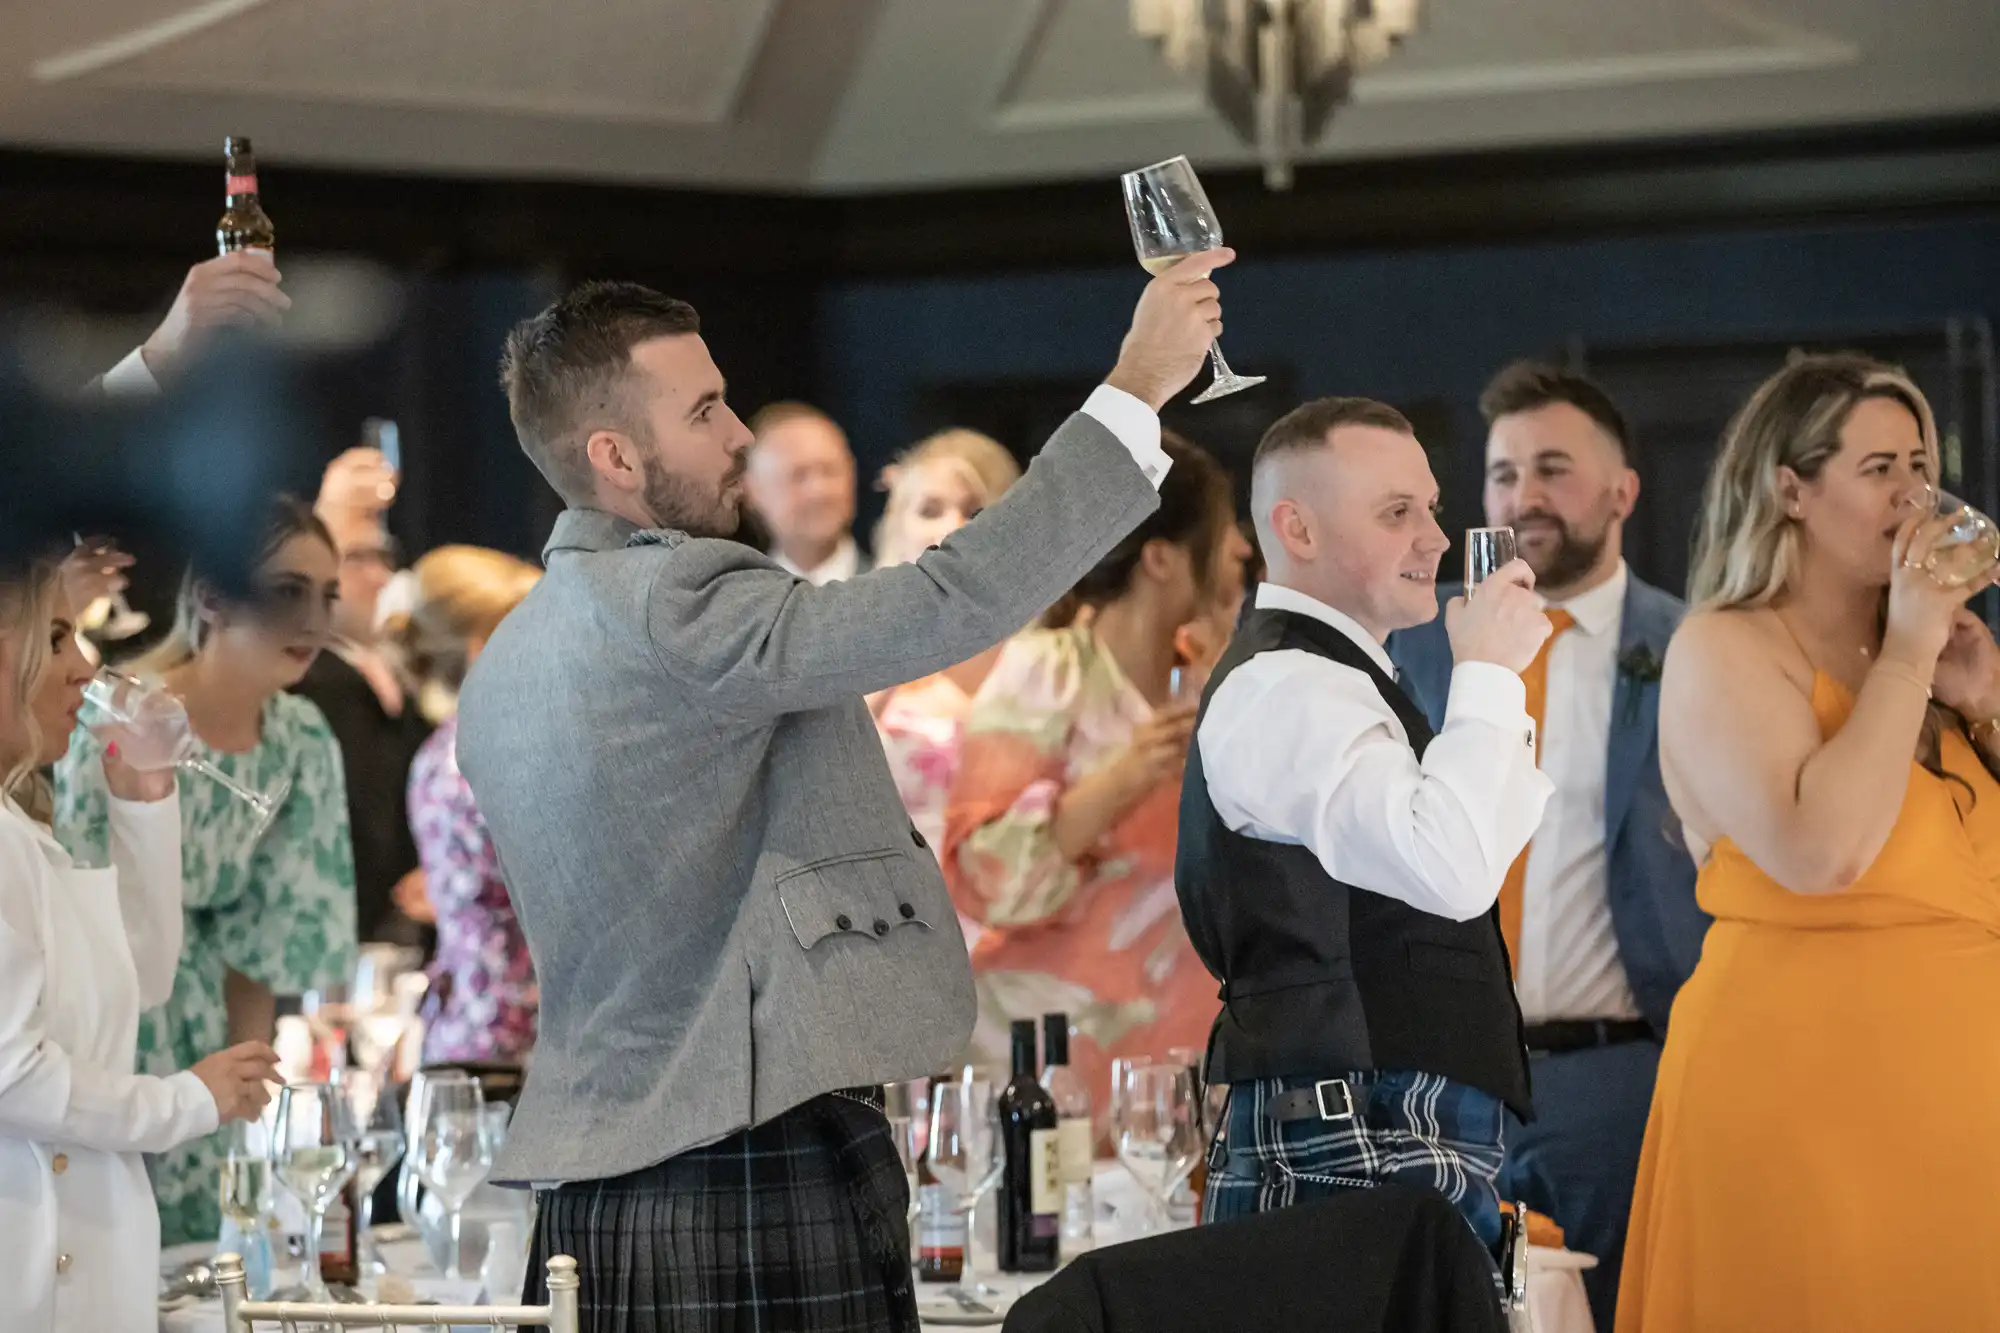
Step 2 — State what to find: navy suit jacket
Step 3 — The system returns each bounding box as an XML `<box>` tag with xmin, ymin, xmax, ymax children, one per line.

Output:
<box><xmin>1387</xmin><ymin>573</ymin><xmax>1708</xmax><ymax>1034</ymax></box>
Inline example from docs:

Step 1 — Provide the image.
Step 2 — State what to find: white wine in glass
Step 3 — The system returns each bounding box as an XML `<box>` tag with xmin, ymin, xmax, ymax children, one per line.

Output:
<box><xmin>1905</xmin><ymin>483</ymin><xmax>2000</xmax><ymax>588</ymax></box>
<box><xmin>1120</xmin><ymin>155</ymin><xmax>1265</xmax><ymax>404</ymax></box>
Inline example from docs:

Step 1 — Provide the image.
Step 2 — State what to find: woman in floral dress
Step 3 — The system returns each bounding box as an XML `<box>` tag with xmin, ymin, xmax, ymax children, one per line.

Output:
<box><xmin>57</xmin><ymin>498</ymin><xmax>356</xmax><ymax>1245</ymax></box>
<box><xmin>397</xmin><ymin>545</ymin><xmax>542</xmax><ymax>1064</ymax></box>
<box><xmin>944</xmin><ymin>434</ymin><xmax>1249</xmax><ymax>1112</ymax></box>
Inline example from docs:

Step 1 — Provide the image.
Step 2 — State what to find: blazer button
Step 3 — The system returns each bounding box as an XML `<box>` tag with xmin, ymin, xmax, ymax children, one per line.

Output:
<box><xmin>899</xmin><ymin>902</ymin><xmax>916</xmax><ymax>920</ymax></box>
<box><xmin>55</xmin><ymin>1253</ymin><xmax>71</xmax><ymax>1274</ymax></box>
<box><xmin>50</xmin><ymin>1152</ymin><xmax>68</xmax><ymax>1175</ymax></box>
<box><xmin>911</xmin><ymin>827</ymin><xmax>927</xmax><ymax>849</ymax></box>
<box><xmin>835</xmin><ymin>914</ymin><xmax>853</xmax><ymax>932</ymax></box>
<box><xmin>873</xmin><ymin>919</ymin><xmax>890</xmax><ymax>937</ymax></box>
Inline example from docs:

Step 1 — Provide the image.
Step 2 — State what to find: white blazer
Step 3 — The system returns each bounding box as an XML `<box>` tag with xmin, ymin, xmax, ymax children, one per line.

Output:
<box><xmin>0</xmin><ymin>789</ymin><xmax>218</xmax><ymax>1333</ymax></box>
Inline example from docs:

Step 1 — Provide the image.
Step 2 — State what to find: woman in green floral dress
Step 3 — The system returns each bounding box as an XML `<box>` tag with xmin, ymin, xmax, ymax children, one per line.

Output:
<box><xmin>56</xmin><ymin>497</ymin><xmax>357</xmax><ymax>1245</ymax></box>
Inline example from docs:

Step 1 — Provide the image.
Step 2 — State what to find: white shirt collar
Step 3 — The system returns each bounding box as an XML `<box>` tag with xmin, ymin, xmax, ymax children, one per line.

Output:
<box><xmin>1255</xmin><ymin>582</ymin><xmax>1399</xmax><ymax>679</ymax></box>
<box><xmin>776</xmin><ymin>537</ymin><xmax>861</xmax><ymax>586</ymax></box>
<box><xmin>1543</xmin><ymin>560</ymin><xmax>1627</xmax><ymax>637</ymax></box>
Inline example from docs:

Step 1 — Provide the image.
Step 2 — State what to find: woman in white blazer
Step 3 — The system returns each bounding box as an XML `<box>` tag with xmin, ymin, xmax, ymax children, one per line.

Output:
<box><xmin>0</xmin><ymin>557</ymin><xmax>279</xmax><ymax>1333</ymax></box>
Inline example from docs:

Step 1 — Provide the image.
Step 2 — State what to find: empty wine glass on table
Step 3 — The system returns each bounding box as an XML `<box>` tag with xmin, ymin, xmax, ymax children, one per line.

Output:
<box><xmin>1120</xmin><ymin>154</ymin><xmax>1264</xmax><ymax>404</ymax></box>
<box><xmin>333</xmin><ymin>1067</ymin><xmax>406</xmax><ymax>1274</ymax></box>
<box><xmin>414</xmin><ymin>1077</ymin><xmax>496</xmax><ymax>1281</ymax></box>
<box><xmin>1900</xmin><ymin>481</ymin><xmax>2000</xmax><ymax>588</ymax></box>
<box><xmin>271</xmin><ymin>1081</ymin><xmax>360</xmax><ymax>1302</ymax></box>
<box><xmin>928</xmin><ymin>1075</ymin><xmax>1004</xmax><ymax>1293</ymax></box>
<box><xmin>80</xmin><ymin>668</ymin><xmax>291</xmax><ymax>842</ymax></box>
<box><xmin>1465</xmin><ymin>527</ymin><xmax>1518</xmax><ymax>593</ymax></box>
<box><xmin>1113</xmin><ymin>1063</ymin><xmax>1202</xmax><ymax>1236</ymax></box>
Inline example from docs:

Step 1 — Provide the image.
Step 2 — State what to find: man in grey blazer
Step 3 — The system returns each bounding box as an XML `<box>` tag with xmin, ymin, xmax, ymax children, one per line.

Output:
<box><xmin>1389</xmin><ymin>363</ymin><xmax>1708</xmax><ymax>1330</ymax></box>
<box><xmin>456</xmin><ymin>257</ymin><xmax>1231</xmax><ymax>1332</ymax></box>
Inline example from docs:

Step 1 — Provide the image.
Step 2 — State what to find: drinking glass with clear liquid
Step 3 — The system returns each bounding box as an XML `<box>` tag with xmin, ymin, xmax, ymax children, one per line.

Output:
<box><xmin>1901</xmin><ymin>483</ymin><xmax>2000</xmax><ymax>588</ymax></box>
<box><xmin>219</xmin><ymin>1120</ymin><xmax>276</xmax><ymax>1296</ymax></box>
<box><xmin>271</xmin><ymin>1082</ymin><xmax>360</xmax><ymax>1301</ymax></box>
<box><xmin>1465</xmin><ymin>527</ymin><xmax>1518</xmax><ymax>593</ymax></box>
<box><xmin>1120</xmin><ymin>155</ymin><xmax>1265</xmax><ymax>404</ymax></box>
<box><xmin>81</xmin><ymin>669</ymin><xmax>291</xmax><ymax>842</ymax></box>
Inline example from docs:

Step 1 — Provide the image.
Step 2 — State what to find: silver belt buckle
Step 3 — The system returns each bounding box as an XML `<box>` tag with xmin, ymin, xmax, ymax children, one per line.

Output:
<box><xmin>1313</xmin><ymin>1078</ymin><xmax>1355</xmax><ymax>1121</ymax></box>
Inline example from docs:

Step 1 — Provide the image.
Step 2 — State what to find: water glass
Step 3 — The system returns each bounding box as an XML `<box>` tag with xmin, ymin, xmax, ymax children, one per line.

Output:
<box><xmin>1112</xmin><ymin>1063</ymin><xmax>1201</xmax><ymax>1235</ymax></box>
<box><xmin>927</xmin><ymin>1075</ymin><xmax>1003</xmax><ymax>1288</ymax></box>
<box><xmin>413</xmin><ymin>1079</ymin><xmax>496</xmax><ymax>1281</ymax></box>
<box><xmin>1465</xmin><ymin>526</ymin><xmax>1518</xmax><ymax>592</ymax></box>
<box><xmin>270</xmin><ymin>1082</ymin><xmax>360</xmax><ymax>1301</ymax></box>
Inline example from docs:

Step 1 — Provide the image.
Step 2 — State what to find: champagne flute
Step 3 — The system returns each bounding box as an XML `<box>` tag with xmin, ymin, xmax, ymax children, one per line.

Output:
<box><xmin>1119</xmin><ymin>154</ymin><xmax>1265</xmax><ymax>404</ymax></box>
<box><xmin>1900</xmin><ymin>481</ymin><xmax>2000</xmax><ymax>588</ymax></box>
<box><xmin>414</xmin><ymin>1078</ymin><xmax>495</xmax><ymax>1281</ymax></box>
<box><xmin>80</xmin><ymin>669</ymin><xmax>291</xmax><ymax>841</ymax></box>
<box><xmin>928</xmin><ymin>1075</ymin><xmax>1004</xmax><ymax>1292</ymax></box>
<box><xmin>1465</xmin><ymin>527</ymin><xmax>1518</xmax><ymax>594</ymax></box>
<box><xmin>271</xmin><ymin>1082</ymin><xmax>360</xmax><ymax>1302</ymax></box>
<box><xmin>333</xmin><ymin>1067</ymin><xmax>405</xmax><ymax>1274</ymax></box>
<box><xmin>1113</xmin><ymin>1064</ymin><xmax>1201</xmax><ymax>1235</ymax></box>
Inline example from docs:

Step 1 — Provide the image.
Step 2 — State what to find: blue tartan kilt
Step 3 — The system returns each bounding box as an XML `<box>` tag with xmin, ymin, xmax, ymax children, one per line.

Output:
<box><xmin>1201</xmin><ymin>1070</ymin><xmax>1507</xmax><ymax>1251</ymax></box>
<box><xmin>522</xmin><ymin>1089</ymin><xmax>916</xmax><ymax>1333</ymax></box>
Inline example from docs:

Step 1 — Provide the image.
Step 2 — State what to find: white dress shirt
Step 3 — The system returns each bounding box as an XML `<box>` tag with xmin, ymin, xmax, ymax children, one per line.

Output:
<box><xmin>1518</xmin><ymin>562</ymin><xmax>1643</xmax><ymax>1022</ymax></box>
<box><xmin>775</xmin><ymin>536</ymin><xmax>864</xmax><ymax>585</ymax></box>
<box><xmin>1198</xmin><ymin>583</ymin><xmax>1553</xmax><ymax>922</ymax></box>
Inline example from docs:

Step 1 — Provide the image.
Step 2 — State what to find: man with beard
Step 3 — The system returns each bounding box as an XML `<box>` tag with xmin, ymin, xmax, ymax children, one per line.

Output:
<box><xmin>456</xmin><ymin>266</ymin><xmax>1227</xmax><ymax>1332</ymax></box>
<box><xmin>1390</xmin><ymin>362</ymin><xmax>1707</xmax><ymax>1328</ymax></box>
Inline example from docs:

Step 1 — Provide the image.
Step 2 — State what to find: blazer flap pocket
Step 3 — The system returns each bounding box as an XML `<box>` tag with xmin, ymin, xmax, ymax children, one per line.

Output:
<box><xmin>777</xmin><ymin>850</ymin><xmax>934</xmax><ymax>950</ymax></box>
<box><xmin>1405</xmin><ymin>940</ymin><xmax>1493</xmax><ymax>982</ymax></box>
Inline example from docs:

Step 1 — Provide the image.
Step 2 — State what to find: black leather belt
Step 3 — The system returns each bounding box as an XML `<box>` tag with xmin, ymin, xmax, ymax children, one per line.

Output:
<box><xmin>1268</xmin><ymin>1078</ymin><xmax>1359</xmax><ymax>1123</ymax></box>
<box><xmin>1522</xmin><ymin>1019</ymin><xmax>1654</xmax><ymax>1054</ymax></box>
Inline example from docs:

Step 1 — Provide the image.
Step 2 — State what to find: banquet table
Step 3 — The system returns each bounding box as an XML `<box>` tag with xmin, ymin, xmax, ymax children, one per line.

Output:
<box><xmin>161</xmin><ymin>1164</ymin><xmax>1596</xmax><ymax>1333</ymax></box>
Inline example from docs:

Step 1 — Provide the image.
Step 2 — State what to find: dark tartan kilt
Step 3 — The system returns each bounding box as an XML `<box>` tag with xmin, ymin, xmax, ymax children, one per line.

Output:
<box><xmin>522</xmin><ymin>1089</ymin><xmax>916</xmax><ymax>1333</ymax></box>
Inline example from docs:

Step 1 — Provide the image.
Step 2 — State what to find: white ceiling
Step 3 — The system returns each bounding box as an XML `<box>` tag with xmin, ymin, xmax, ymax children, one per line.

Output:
<box><xmin>2</xmin><ymin>0</ymin><xmax>1995</xmax><ymax>193</ymax></box>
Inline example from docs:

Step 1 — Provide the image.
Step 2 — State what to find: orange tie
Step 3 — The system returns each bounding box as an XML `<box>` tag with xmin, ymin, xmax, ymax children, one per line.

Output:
<box><xmin>1497</xmin><ymin>607</ymin><xmax>1574</xmax><ymax>974</ymax></box>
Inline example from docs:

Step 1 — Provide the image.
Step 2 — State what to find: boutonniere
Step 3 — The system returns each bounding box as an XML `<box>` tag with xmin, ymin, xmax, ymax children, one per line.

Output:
<box><xmin>1618</xmin><ymin>644</ymin><xmax>1664</xmax><ymax>724</ymax></box>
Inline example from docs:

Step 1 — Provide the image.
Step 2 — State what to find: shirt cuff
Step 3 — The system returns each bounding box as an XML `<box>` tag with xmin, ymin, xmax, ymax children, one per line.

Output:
<box><xmin>1443</xmin><ymin>662</ymin><xmax>1531</xmax><ymax>729</ymax></box>
<box><xmin>167</xmin><ymin>1069</ymin><xmax>222</xmax><ymax>1140</ymax></box>
<box><xmin>99</xmin><ymin>347</ymin><xmax>161</xmax><ymax>397</ymax></box>
<box><xmin>1080</xmin><ymin>384</ymin><xmax>1170</xmax><ymax>489</ymax></box>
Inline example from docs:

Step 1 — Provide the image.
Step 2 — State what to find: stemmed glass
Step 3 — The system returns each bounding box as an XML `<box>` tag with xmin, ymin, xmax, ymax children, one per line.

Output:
<box><xmin>1113</xmin><ymin>1062</ymin><xmax>1201</xmax><ymax>1236</ymax></box>
<box><xmin>1899</xmin><ymin>481</ymin><xmax>2000</xmax><ymax>588</ymax></box>
<box><xmin>218</xmin><ymin>1118</ymin><xmax>276</xmax><ymax>1296</ymax></box>
<box><xmin>333</xmin><ymin>1067</ymin><xmax>406</xmax><ymax>1275</ymax></box>
<box><xmin>1120</xmin><ymin>154</ymin><xmax>1265</xmax><ymax>403</ymax></box>
<box><xmin>413</xmin><ymin>1078</ymin><xmax>496</xmax><ymax>1281</ymax></box>
<box><xmin>81</xmin><ymin>668</ymin><xmax>291</xmax><ymax>841</ymax></box>
<box><xmin>928</xmin><ymin>1075</ymin><xmax>1004</xmax><ymax>1293</ymax></box>
<box><xmin>1465</xmin><ymin>527</ymin><xmax>1518</xmax><ymax>593</ymax></box>
<box><xmin>271</xmin><ymin>1082</ymin><xmax>360</xmax><ymax>1302</ymax></box>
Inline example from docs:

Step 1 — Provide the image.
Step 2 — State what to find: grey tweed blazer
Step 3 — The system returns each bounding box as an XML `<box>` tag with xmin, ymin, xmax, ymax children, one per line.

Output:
<box><xmin>456</xmin><ymin>408</ymin><xmax>1160</xmax><ymax>1184</ymax></box>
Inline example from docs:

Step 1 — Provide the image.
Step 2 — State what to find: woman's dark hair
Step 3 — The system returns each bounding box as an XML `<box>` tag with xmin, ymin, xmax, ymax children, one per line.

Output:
<box><xmin>1042</xmin><ymin>432</ymin><xmax>1235</xmax><ymax>628</ymax></box>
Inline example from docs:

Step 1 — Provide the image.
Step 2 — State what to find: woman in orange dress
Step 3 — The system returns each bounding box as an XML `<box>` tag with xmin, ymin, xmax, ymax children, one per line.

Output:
<box><xmin>943</xmin><ymin>434</ymin><xmax>1249</xmax><ymax>1115</ymax></box>
<box><xmin>1621</xmin><ymin>353</ymin><xmax>2000</xmax><ymax>1331</ymax></box>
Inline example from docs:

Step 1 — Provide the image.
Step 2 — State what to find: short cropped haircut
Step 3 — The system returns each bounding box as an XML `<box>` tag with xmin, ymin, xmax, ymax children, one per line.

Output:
<box><xmin>1253</xmin><ymin>396</ymin><xmax>1414</xmax><ymax>470</ymax></box>
<box><xmin>1478</xmin><ymin>360</ymin><xmax>1630</xmax><ymax>459</ymax></box>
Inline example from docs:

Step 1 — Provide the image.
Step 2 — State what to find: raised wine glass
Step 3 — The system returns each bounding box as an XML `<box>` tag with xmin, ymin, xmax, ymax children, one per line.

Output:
<box><xmin>413</xmin><ymin>1078</ymin><xmax>495</xmax><ymax>1281</ymax></box>
<box><xmin>271</xmin><ymin>1082</ymin><xmax>360</xmax><ymax>1303</ymax></box>
<box><xmin>1465</xmin><ymin>527</ymin><xmax>1518</xmax><ymax>594</ymax></box>
<box><xmin>1120</xmin><ymin>154</ymin><xmax>1264</xmax><ymax>404</ymax></box>
<box><xmin>81</xmin><ymin>668</ymin><xmax>290</xmax><ymax>841</ymax></box>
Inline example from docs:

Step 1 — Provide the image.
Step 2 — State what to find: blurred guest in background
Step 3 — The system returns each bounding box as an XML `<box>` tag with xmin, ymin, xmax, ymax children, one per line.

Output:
<box><xmin>88</xmin><ymin>251</ymin><xmax>290</xmax><ymax>395</ymax></box>
<box><xmin>869</xmin><ymin>429</ymin><xmax>1023</xmax><ymax>898</ymax></box>
<box><xmin>744</xmin><ymin>402</ymin><xmax>867</xmax><ymax>583</ymax></box>
<box><xmin>300</xmin><ymin>447</ymin><xmax>431</xmax><ymax>945</ymax></box>
<box><xmin>56</xmin><ymin>496</ymin><xmax>357</xmax><ymax>1246</ymax></box>
<box><xmin>944</xmin><ymin>433</ymin><xmax>1249</xmax><ymax>1108</ymax></box>
<box><xmin>1</xmin><ymin>557</ymin><xmax>278</xmax><ymax>1333</ymax></box>
<box><xmin>398</xmin><ymin>545</ymin><xmax>542</xmax><ymax>1064</ymax></box>
<box><xmin>1391</xmin><ymin>363</ymin><xmax>1702</xmax><ymax>1327</ymax></box>
<box><xmin>1621</xmin><ymin>355</ymin><xmax>2000</xmax><ymax>1331</ymax></box>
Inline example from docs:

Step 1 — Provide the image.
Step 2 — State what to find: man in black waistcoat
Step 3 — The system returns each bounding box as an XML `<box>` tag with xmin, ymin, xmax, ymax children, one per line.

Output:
<box><xmin>1176</xmin><ymin>396</ymin><xmax>1553</xmax><ymax>1249</ymax></box>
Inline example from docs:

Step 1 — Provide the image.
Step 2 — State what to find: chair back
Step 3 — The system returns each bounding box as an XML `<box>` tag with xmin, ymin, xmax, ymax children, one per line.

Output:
<box><xmin>214</xmin><ymin>1252</ymin><xmax>577</xmax><ymax>1333</ymax></box>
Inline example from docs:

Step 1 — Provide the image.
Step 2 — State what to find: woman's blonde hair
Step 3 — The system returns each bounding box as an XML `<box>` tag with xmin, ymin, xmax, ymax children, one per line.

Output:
<box><xmin>126</xmin><ymin>495</ymin><xmax>336</xmax><ymax>678</ymax></box>
<box><xmin>392</xmin><ymin>545</ymin><xmax>540</xmax><ymax>720</ymax></box>
<box><xmin>0</xmin><ymin>560</ymin><xmax>63</xmax><ymax>824</ymax></box>
<box><xmin>872</xmin><ymin>428</ymin><xmax>1023</xmax><ymax>568</ymax></box>
<box><xmin>1688</xmin><ymin>352</ymin><xmax>1939</xmax><ymax>611</ymax></box>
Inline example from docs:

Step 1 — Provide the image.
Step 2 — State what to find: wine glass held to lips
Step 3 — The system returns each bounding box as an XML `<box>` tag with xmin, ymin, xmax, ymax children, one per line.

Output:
<box><xmin>1120</xmin><ymin>154</ymin><xmax>1263</xmax><ymax>404</ymax></box>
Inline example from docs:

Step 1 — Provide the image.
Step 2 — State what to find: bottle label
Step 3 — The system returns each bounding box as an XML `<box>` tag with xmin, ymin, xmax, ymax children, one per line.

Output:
<box><xmin>917</xmin><ymin>1182</ymin><xmax>966</xmax><ymax>1257</ymax></box>
<box><xmin>1057</xmin><ymin>1116</ymin><xmax>1094</xmax><ymax>1184</ymax></box>
<box><xmin>227</xmin><ymin>174</ymin><xmax>259</xmax><ymax>195</ymax></box>
<box><xmin>1029</xmin><ymin>1128</ymin><xmax>1061</xmax><ymax>1217</ymax></box>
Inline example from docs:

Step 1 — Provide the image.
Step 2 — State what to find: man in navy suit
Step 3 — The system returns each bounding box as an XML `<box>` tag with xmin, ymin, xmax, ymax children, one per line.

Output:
<box><xmin>1390</xmin><ymin>363</ymin><xmax>1707</xmax><ymax>1329</ymax></box>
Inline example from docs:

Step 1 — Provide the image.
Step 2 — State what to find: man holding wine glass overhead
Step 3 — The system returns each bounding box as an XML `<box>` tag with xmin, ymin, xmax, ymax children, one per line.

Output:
<box><xmin>456</xmin><ymin>250</ymin><xmax>1230</xmax><ymax>1331</ymax></box>
<box><xmin>1175</xmin><ymin>395</ymin><xmax>1552</xmax><ymax>1252</ymax></box>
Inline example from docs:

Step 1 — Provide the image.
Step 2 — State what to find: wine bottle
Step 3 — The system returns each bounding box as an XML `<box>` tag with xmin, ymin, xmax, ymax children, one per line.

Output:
<box><xmin>1039</xmin><ymin>1012</ymin><xmax>1095</xmax><ymax>1252</ymax></box>
<box><xmin>319</xmin><ymin>1179</ymin><xmax>358</xmax><ymax>1286</ymax></box>
<box><xmin>997</xmin><ymin>1019</ymin><xmax>1060</xmax><ymax>1272</ymax></box>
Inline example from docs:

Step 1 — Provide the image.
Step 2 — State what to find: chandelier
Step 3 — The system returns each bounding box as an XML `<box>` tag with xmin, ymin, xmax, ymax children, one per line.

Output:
<box><xmin>1132</xmin><ymin>0</ymin><xmax>1422</xmax><ymax>189</ymax></box>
